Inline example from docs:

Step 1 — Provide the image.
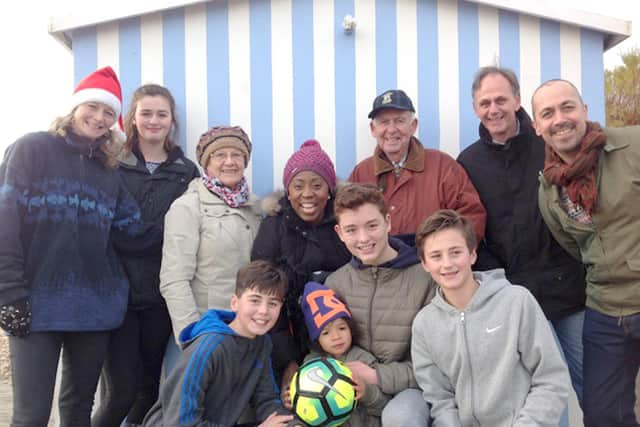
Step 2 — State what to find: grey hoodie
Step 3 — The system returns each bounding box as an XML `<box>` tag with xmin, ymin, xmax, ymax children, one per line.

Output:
<box><xmin>411</xmin><ymin>269</ymin><xmax>569</xmax><ymax>427</ymax></box>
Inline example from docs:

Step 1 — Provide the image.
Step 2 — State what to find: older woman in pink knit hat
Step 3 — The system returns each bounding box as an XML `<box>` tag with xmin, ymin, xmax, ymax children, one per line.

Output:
<box><xmin>251</xmin><ymin>139</ymin><xmax>351</xmax><ymax>389</ymax></box>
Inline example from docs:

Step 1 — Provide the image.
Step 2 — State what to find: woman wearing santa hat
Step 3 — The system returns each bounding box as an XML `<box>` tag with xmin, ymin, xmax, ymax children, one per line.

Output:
<box><xmin>92</xmin><ymin>84</ymin><xmax>199</xmax><ymax>427</ymax></box>
<box><xmin>0</xmin><ymin>66</ymin><xmax>161</xmax><ymax>426</ymax></box>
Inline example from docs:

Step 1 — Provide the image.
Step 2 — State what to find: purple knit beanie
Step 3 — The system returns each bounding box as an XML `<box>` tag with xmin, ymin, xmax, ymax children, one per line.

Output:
<box><xmin>301</xmin><ymin>282</ymin><xmax>351</xmax><ymax>342</ymax></box>
<box><xmin>282</xmin><ymin>139</ymin><xmax>337</xmax><ymax>193</ymax></box>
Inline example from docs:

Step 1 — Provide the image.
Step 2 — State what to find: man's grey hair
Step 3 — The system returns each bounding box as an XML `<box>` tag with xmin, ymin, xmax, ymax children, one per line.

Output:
<box><xmin>531</xmin><ymin>79</ymin><xmax>584</xmax><ymax>116</ymax></box>
<box><xmin>471</xmin><ymin>66</ymin><xmax>520</xmax><ymax>99</ymax></box>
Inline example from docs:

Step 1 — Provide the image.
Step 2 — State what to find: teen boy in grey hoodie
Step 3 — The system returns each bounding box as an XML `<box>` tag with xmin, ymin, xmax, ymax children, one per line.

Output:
<box><xmin>411</xmin><ymin>210</ymin><xmax>569</xmax><ymax>427</ymax></box>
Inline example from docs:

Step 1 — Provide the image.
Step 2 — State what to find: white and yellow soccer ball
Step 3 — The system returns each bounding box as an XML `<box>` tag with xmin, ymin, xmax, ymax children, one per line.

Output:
<box><xmin>289</xmin><ymin>357</ymin><xmax>357</xmax><ymax>427</ymax></box>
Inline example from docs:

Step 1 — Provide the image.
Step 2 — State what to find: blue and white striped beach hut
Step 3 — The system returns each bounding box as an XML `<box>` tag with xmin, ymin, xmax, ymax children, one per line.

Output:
<box><xmin>49</xmin><ymin>0</ymin><xmax>630</xmax><ymax>196</ymax></box>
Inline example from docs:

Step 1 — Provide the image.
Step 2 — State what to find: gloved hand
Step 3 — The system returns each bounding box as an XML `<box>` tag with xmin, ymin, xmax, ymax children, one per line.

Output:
<box><xmin>0</xmin><ymin>297</ymin><xmax>31</xmax><ymax>337</ymax></box>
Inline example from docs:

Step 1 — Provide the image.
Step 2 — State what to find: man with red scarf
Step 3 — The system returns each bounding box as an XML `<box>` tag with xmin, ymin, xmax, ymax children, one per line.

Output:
<box><xmin>534</xmin><ymin>79</ymin><xmax>640</xmax><ymax>427</ymax></box>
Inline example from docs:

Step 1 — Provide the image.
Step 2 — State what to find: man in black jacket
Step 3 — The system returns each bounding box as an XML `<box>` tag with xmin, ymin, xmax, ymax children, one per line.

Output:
<box><xmin>457</xmin><ymin>67</ymin><xmax>586</xmax><ymax>415</ymax></box>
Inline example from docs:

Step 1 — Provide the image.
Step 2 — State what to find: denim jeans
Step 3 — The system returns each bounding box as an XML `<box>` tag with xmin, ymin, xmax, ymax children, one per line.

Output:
<box><xmin>550</xmin><ymin>310</ymin><xmax>584</xmax><ymax>404</ymax></box>
<box><xmin>381</xmin><ymin>388</ymin><xmax>431</xmax><ymax>427</ymax></box>
<box><xmin>549</xmin><ymin>310</ymin><xmax>584</xmax><ymax>427</ymax></box>
<box><xmin>583</xmin><ymin>307</ymin><xmax>640</xmax><ymax>427</ymax></box>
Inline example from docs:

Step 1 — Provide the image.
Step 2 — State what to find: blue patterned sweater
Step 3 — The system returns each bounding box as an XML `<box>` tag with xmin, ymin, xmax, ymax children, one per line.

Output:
<box><xmin>0</xmin><ymin>130</ymin><xmax>160</xmax><ymax>331</ymax></box>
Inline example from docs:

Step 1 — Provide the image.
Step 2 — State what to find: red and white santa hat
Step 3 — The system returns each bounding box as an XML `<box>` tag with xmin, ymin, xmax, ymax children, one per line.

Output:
<box><xmin>70</xmin><ymin>66</ymin><xmax>125</xmax><ymax>141</ymax></box>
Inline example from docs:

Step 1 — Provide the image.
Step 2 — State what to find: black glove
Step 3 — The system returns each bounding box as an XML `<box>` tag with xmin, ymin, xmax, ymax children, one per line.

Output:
<box><xmin>0</xmin><ymin>297</ymin><xmax>31</xmax><ymax>337</ymax></box>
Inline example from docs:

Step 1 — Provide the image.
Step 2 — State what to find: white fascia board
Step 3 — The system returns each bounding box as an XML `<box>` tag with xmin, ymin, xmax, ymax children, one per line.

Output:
<box><xmin>468</xmin><ymin>0</ymin><xmax>631</xmax><ymax>50</ymax></box>
<box><xmin>48</xmin><ymin>0</ymin><xmax>210</xmax><ymax>49</ymax></box>
<box><xmin>48</xmin><ymin>0</ymin><xmax>631</xmax><ymax>51</ymax></box>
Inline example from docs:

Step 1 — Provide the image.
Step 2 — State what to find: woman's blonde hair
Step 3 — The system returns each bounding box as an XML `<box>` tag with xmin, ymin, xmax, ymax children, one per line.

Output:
<box><xmin>49</xmin><ymin>111</ymin><xmax>123</xmax><ymax>169</ymax></box>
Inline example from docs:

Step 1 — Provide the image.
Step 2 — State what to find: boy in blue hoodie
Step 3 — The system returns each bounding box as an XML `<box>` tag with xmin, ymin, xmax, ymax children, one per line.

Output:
<box><xmin>412</xmin><ymin>210</ymin><xmax>570</xmax><ymax>426</ymax></box>
<box><xmin>143</xmin><ymin>260</ymin><xmax>300</xmax><ymax>427</ymax></box>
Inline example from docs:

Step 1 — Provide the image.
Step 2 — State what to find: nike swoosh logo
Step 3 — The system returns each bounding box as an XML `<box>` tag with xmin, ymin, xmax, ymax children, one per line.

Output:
<box><xmin>486</xmin><ymin>325</ymin><xmax>502</xmax><ymax>333</ymax></box>
<box><xmin>307</xmin><ymin>368</ymin><xmax>349</xmax><ymax>400</ymax></box>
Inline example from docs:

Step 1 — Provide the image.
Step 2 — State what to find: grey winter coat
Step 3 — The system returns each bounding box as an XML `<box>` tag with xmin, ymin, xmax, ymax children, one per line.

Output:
<box><xmin>325</xmin><ymin>238</ymin><xmax>437</xmax><ymax>396</ymax></box>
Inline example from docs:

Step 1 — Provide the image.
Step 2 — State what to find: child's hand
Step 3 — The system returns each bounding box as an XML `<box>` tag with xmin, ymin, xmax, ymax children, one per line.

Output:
<box><xmin>352</xmin><ymin>373</ymin><xmax>367</xmax><ymax>401</ymax></box>
<box><xmin>258</xmin><ymin>411</ymin><xmax>294</xmax><ymax>427</ymax></box>
<box><xmin>281</xmin><ymin>384</ymin><xmax>293</xmax><ymax>410</ymax></box>
<box><xmin>281</xmin><ymin>361</ymin><xmax>299</xmax><ymax>391</ymax></box>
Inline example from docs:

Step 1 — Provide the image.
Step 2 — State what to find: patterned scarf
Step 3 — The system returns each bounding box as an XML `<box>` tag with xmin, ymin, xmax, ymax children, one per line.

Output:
<box><xmin>542</xmin><ymin>121</ymin><xmax>607</xmax><ymax>215</ymax></box>
<box><xmin>201</xmin><ymin>174</ymin><xmax>250</xmax><ymax>208</ymax></box>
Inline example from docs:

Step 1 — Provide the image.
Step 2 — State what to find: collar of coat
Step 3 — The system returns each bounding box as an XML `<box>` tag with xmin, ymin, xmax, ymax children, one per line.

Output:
<box><xmin>477</xmin><ymin>108</ymin><xmax>533</xmax><ymax>148</ymax></box>
<box><xmin>373</xmin><ymin>136</ymin><xmax>425</xmax><ymax>176</ymax></box>
<box><xmin>119</xmin><ymin>142</ymin><xmax>187</xmax><ymax>170</ymax></box>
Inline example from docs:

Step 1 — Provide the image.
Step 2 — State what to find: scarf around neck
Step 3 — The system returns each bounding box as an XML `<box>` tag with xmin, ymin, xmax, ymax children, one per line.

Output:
<box><xmin>542</xmin><ymin>121</ymin><xmax>606</xmax><ymax>215</ymax></box>
<box><xmin>201</xmin><ymin>174</ymin><xmax>250</xmax><ymax>208</ymax></box>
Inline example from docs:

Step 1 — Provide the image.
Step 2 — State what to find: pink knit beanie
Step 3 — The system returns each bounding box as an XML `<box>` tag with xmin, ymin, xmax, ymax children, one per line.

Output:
<box><xmin>283</xmin><ymin>140</ymin><xmax>337</xmax><ymax>193</ymax></box>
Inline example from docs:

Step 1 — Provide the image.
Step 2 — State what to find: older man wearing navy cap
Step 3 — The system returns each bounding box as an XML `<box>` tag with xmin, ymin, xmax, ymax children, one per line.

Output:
<box><xmin>349</xmin><ymin>89</ymin><xmax>486</xmax><ymax>244</ymax></box>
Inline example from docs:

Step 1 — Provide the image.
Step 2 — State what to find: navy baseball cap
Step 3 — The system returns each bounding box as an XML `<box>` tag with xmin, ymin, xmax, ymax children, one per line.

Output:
<box><xmin>368</xmin><ymin>89</ymin><xmax>416</xmax><ymax>119</ymax></box>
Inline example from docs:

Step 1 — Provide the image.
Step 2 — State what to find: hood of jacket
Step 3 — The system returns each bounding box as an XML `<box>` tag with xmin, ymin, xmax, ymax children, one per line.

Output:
<box><xmin>351</xmin><ymin>236</ymin><xmax>421</xmax><ymax>270</ymax></box>
<box><xmin>179</xmin><ymin>309</ymin><xmax>236</xmax><ymax>345</ymax></box>
<box><xmin>261</xmin><ymin>192</ymin><xmax>338</xmax><ymax>227</ymax></box>
<box><xmin>431</xmin><ymin>269</ymin><xmax>509</xmax><ymax>314</ymax></box>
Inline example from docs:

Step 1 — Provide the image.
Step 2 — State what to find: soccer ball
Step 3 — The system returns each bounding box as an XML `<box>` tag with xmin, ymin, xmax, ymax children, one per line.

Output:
<box><xmin>289</xmin><ymin>357</ymin><xmax>356</xmax><ymax>427</ymax></box>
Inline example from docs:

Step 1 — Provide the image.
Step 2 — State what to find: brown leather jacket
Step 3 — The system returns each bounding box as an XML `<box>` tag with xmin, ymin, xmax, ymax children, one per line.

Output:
<box><xmin>349</xmin><ymin>137</ymin><xmax>486</xmax><ymax>241</ymax></box>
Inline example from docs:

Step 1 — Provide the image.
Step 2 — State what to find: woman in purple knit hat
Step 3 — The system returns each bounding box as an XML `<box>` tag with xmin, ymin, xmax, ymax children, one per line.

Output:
<box><xmin>251</xmin><ymin>139</ymin><xmax>351</xmax><ymax>389</ymax></box>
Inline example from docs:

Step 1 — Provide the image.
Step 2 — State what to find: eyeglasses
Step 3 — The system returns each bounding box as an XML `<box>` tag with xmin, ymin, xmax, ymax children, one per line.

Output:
<box><xmin>210</xmin><ymin>151</ymin><xmax>244</xmax><ymax>162</ymax></box>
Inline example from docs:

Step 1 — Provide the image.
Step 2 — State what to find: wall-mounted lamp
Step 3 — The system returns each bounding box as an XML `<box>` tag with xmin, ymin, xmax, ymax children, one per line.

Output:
<box><xmin>342</xmin><ymin>14</ymin><xmax>357</xmax><ymax>34</ymax></box>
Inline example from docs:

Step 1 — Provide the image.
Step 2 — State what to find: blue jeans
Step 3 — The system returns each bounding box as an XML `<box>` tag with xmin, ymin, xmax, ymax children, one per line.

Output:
<box><xmin>549</xmin><ymin>310</ymin><xmax>584</xmax><ymax>427</ymax></box>
<box><xmin>550</xmin><ymin>310</ymin><xmax>584</xmax><ymax>405</ymax></box>
<box><xmin>583</xmin><ymin>307</ymin><xmax>640</xmax><ymax>427</ymax></box>
<box><xmin>381</xmin><ymin>388</ymin><xmax>431</xmax><ymax>427</ymax></box>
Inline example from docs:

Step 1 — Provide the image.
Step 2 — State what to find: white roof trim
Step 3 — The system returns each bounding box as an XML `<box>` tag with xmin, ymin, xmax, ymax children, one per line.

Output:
<box><xmin>48</xmin><ymin>0</ymin><xmax>210</xmax><ymax>49</ymax></box>
<box><xmin>49</xmin><ymin>0</ymin><xmax>630</xmax><ymax>51</ymax></box>
<box><xmin>468</xmin><ymin>0</ymin><xmax>631</xmax><ymax>50</ymax></box>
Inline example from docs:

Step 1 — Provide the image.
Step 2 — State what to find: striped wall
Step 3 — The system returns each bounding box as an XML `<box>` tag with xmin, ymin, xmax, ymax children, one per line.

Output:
<box><xmin>71</xmin><ymin>0</ymin><xmax>605</xmax><ymax>196</ymax></box>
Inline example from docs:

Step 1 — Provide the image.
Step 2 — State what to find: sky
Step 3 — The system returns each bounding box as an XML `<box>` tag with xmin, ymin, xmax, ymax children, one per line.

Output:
<box><xmin>0</xmin><ymin>0</ymin><xmax>637</xmax><ymax>157</ymax></box>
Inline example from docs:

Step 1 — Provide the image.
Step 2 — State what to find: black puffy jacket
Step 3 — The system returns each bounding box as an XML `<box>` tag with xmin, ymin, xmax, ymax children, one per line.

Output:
<box><xmin>457</xmin><ymin>109</ymin><xmax>585</xmax><ymax>320</ymax></box>
<box><xmin>118</xmin><ymin>143</ymin><xmax>199</xmax><ymax>309</ymax></box>
<box><xmin>251</xmin><ymin>195</ymin><xmax>351</xmax><ymax>369</ymax></box>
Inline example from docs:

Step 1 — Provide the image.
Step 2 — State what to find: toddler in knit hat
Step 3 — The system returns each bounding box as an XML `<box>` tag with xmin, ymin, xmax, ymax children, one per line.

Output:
<box><xmin>281</xmin><ymin>282</ymin><xmax>391</xmax><ymax>426</ymax></box>
<box><xmin>301</xmin><ymin>281</ymin><xmax>353</xmax><ymax>356</ymax></box>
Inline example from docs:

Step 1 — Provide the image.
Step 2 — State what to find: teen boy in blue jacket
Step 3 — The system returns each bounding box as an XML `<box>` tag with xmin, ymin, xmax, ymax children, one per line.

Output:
<box><xmin>143</xmin><ymin>260</ymin><xmax>301</xmax><ymax>427</ymax></box>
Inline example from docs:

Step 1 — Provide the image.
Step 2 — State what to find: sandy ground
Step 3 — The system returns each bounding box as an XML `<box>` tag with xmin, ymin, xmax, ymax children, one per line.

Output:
<box><xmin>0</xmin><ymin>334</ymin><xmax>9</xmax><ymax>383</ymax></box>
<box><xmin>0</xmin><ymin>334</ymin><xmax>13</xmax><ymax>425</ymax></box>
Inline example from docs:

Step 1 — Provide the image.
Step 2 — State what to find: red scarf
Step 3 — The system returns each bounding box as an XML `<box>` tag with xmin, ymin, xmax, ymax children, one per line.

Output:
<box><xmin>542</xmin><ymin>121</ymin><xmax>606</xmax><ymax>215</ymax></box>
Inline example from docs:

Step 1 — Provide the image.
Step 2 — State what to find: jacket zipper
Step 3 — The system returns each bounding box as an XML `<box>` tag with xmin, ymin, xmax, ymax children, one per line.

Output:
<box><xmin>368</xmin><ymin>267</ymin><xmax>379</xmax><ymax>351</ymax></box>
<box><xmin>460</xmin><ymin>311</ymin><xmax>480</xmax><ymax>426</ymax></box>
